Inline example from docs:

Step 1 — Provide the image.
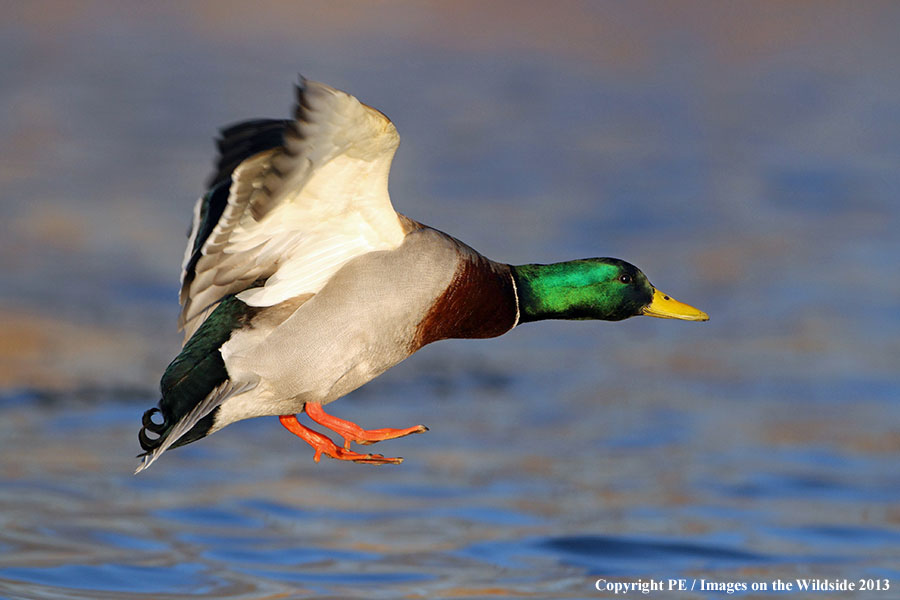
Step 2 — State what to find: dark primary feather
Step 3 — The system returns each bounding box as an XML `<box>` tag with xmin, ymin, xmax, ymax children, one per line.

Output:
<box><xmin>181</xmin><ymin>119</ymin><xmax>291</xmax><ymax>298</ymax></box>
<box><xmin>183</xmin><ymin>180</ymin><xmax>229</xmax><ymax>283</ymax></box>
<box><xmin>208</xmin><ymin>119</ymin><xmax>291</xmax><ymax>188</ymax></box>
<box><xmin>138</xmin><ymin>295</ymin><xmax>260</xmax><ymax>454</ymax></box>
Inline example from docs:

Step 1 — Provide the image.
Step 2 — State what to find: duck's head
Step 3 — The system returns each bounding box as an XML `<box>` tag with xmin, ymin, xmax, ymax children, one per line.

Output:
<box><xmin>511</xmin><ymin>258</ymin><xmax>708</xmax><ymax>323</ymax></box>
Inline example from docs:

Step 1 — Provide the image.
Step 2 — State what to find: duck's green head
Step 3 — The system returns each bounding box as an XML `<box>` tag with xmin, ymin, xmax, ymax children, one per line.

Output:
<box><xmin>511</xmin><ymin>258</ymin><xmax>708</xmax><ymax>323</ymax></box>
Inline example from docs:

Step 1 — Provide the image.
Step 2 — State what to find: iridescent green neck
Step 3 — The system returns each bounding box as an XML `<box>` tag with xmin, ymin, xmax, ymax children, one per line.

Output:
<box><xmin>511</xmin><ymin>259</ymin><xmax>653</xmax><ymax>323</ymax></box>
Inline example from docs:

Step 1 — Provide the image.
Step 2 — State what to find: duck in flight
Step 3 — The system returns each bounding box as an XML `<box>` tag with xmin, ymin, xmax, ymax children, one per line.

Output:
<box><xmin>136</xmin><ymin>78</ymin><xmax>708</xmax><ymax>473</ymax></box>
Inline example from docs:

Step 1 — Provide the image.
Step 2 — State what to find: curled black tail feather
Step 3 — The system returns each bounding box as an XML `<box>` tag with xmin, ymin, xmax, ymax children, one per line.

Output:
<box><xmin>142</xmin><ymin>407</ymin><xmax>166</xmax><ymax>433</ymax></box>
<box><xmin>138</xmin><ymin>407</ymin><xmax>167</xmax><ymax>453</ymax></box>
<box><xmin>137</xmin><ymin>405</ymin><xmax>219</xmax><ymax>457</ymax></box>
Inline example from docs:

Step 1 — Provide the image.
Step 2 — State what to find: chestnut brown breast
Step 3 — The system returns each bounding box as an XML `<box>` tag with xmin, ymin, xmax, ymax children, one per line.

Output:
<box><xmin>413</xmin><ymin>254</ymin><xmax>518</xmax><ymax>348</ymax></box>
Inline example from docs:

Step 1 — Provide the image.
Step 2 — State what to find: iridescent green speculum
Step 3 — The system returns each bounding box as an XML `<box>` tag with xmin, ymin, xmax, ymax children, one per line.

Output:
<box><xmin>511</xmin><ymin>258</ymin><xmax>655</xmax><ymax>323</ymax></box>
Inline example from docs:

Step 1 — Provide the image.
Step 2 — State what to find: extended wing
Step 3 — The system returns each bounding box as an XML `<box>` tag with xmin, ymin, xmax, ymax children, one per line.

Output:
<box><xmin>179</xmin><ymin>79</ymin><xmax>406</xmax><ymax>340</ymax></box>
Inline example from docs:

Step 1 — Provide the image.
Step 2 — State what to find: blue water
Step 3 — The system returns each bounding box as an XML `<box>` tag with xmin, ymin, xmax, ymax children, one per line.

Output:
<box><xmin>2</xmin><ymin>3</ymin><xmax>900</xmax><ymax>599</ymax></box>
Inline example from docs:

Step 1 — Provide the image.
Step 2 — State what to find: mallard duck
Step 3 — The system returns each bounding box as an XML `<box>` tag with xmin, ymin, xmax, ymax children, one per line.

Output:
<box><xmin>136</xmin><ymin>78</ymin><xmax>708</xmax><ymax>473</ymax></box>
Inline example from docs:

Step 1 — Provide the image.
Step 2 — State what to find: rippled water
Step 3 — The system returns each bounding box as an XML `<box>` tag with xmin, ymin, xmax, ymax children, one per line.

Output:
<box><xmin>2</xmin><ymin>3</ymin><xmax>899</xmax><ymax>599</ymax></box>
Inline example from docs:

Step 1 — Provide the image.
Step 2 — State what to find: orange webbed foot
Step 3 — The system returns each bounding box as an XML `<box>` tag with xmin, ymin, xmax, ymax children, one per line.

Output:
<box><xmin>278</xmin><ymin>415</ymin><xmax>406</xmax><ymax>465</ymax></box>
<box><xmin>304</xmin><ymin>402</ymin><xmax>428</xmax><ymax>450</ymax></box>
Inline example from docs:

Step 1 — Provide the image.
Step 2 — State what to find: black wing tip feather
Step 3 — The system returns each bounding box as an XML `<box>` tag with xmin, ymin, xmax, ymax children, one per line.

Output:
<box><xmin>207</xmin><ymin>118</ymin><xmax>292</xmax><ymax>188</ymax></box>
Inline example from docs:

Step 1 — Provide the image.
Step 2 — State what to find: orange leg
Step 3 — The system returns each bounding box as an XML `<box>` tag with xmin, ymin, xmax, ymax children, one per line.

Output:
<box><xmin>304</xmin><ymin>402</ymin><xmax>428</xmax><ymax>449</ymax></box>
<box><xmin>278</xmin><ymin>415</ymin><xmax>404</xmax><ymax>464</ymax></box>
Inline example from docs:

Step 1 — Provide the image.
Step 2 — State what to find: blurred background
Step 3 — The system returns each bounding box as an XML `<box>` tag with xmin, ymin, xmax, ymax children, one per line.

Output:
<box><xmin>1</xmin><ymin>1</ymin><xmax>898</xmax><ymax>598</ymax></box>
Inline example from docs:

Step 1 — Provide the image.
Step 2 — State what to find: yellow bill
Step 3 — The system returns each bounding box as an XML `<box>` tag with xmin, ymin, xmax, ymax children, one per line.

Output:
<box><xmin>642</xmin><ymin>289</ymin><xmax>709</xmax><ymax>321</ymax></box>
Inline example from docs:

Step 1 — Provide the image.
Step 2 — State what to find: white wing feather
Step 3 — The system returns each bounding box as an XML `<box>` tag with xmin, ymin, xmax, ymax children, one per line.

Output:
<box><xmin>179</xmin><ymin>80</ymin><xmax>405</xmax><ymax>340</ymax></box>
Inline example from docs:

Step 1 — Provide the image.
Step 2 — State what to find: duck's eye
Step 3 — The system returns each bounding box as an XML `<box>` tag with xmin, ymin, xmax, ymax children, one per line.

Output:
<box><xmin>619</xmin><ymin>274</ymin><xmax>632</xmax><ymax>284</ymax></box>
